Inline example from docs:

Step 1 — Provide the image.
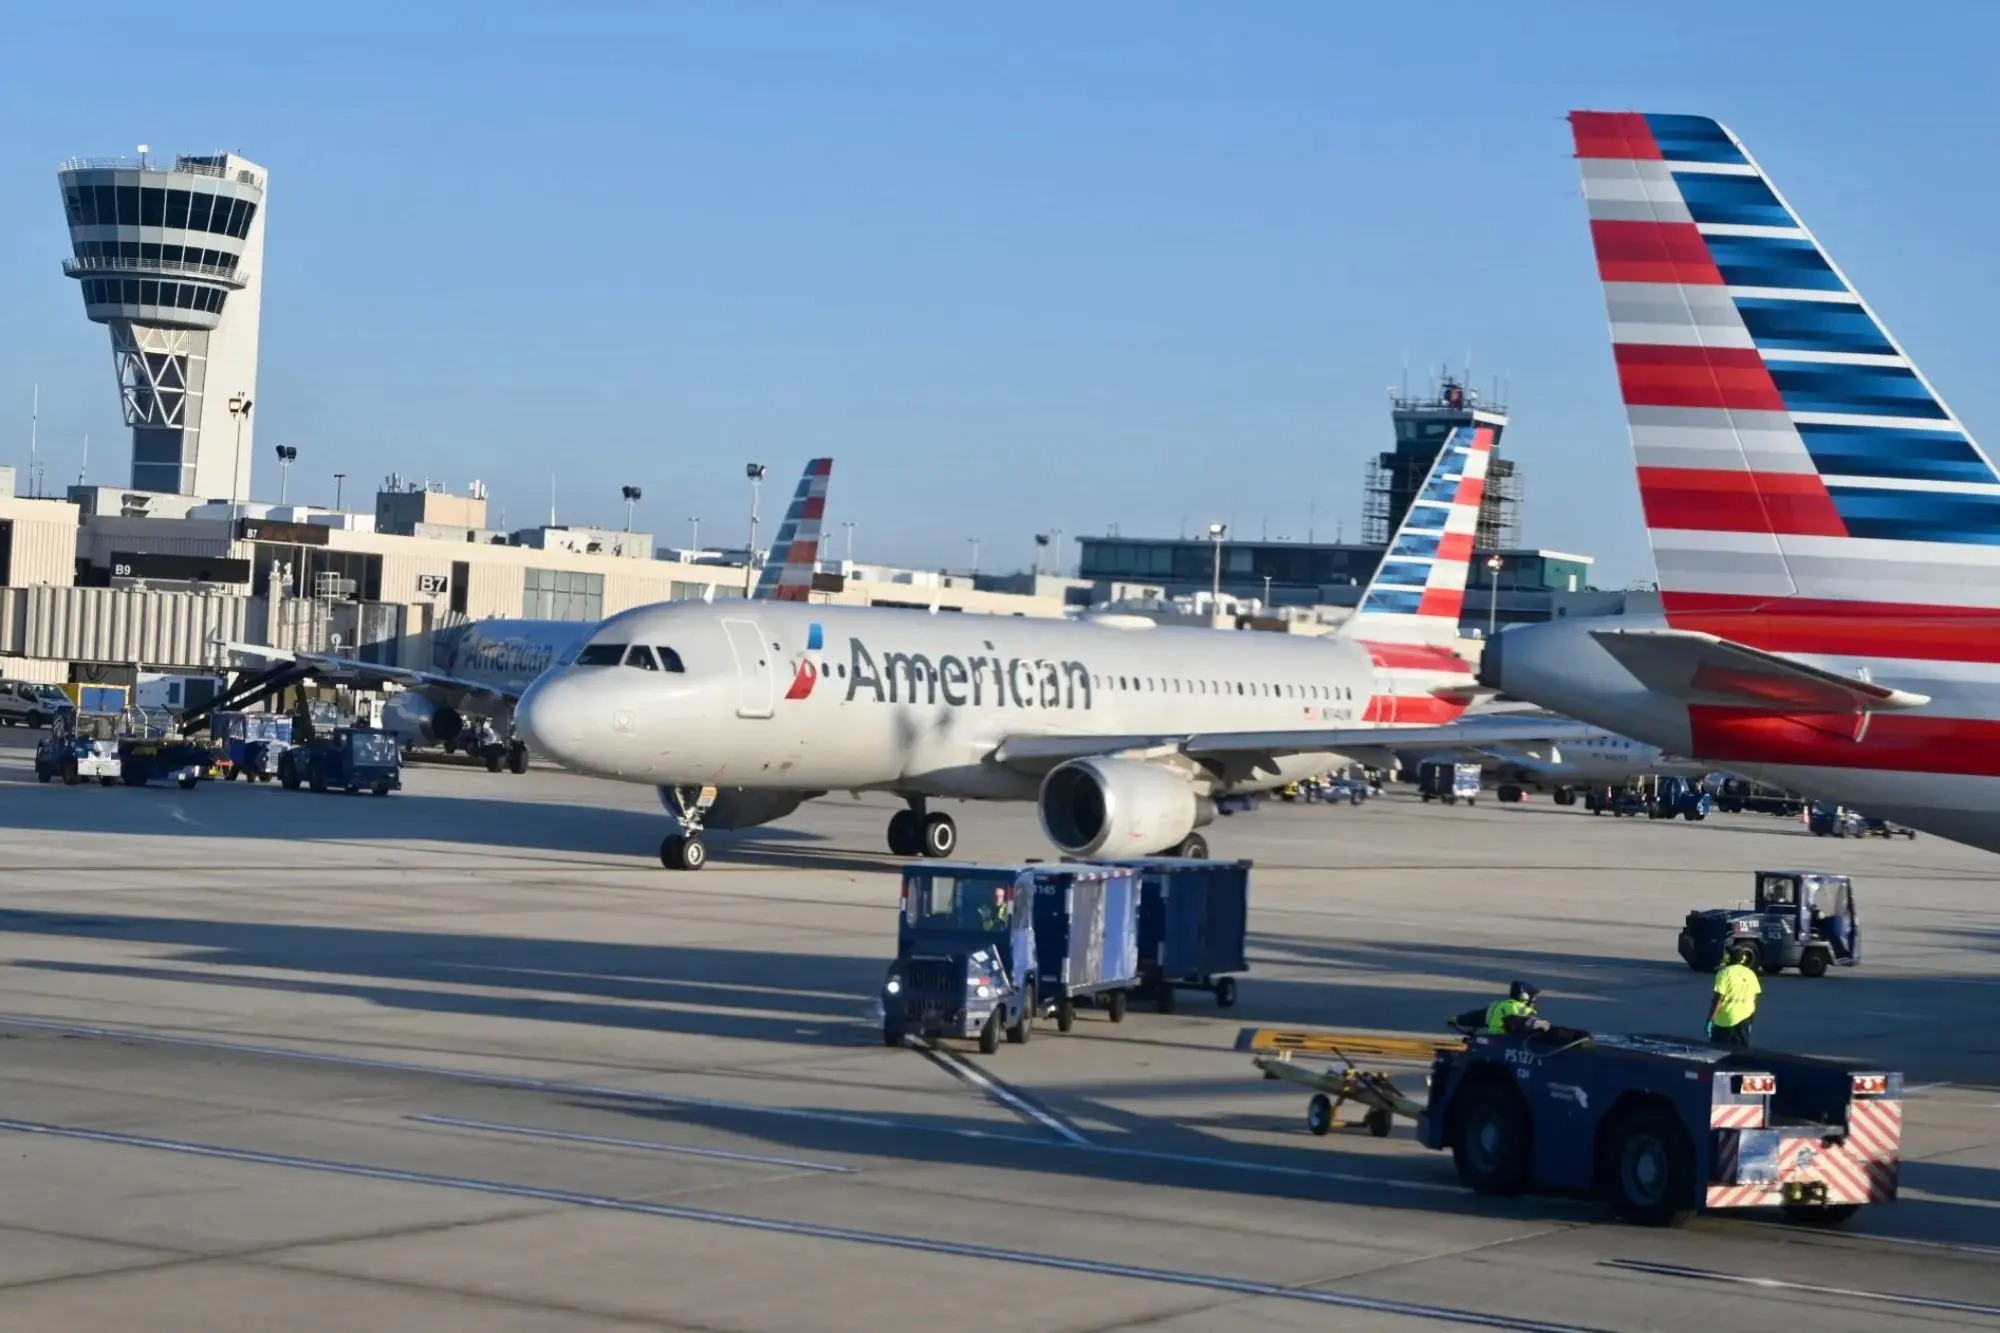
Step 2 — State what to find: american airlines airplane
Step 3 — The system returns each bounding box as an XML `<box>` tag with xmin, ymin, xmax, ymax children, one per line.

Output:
<box><xmin>224</xmin><ymin>460</ymin><xmax>834</xmax><ymax>769</ymax></box>
<box><xmin>1480</xmin><ymin>111</ymin><xmax>2000</xmax><ymax>853</ymax></box>
<box><xmin>516</xmin><ymin>424</ymin><xmax>1594</xmax><ymax>869</ymax></box>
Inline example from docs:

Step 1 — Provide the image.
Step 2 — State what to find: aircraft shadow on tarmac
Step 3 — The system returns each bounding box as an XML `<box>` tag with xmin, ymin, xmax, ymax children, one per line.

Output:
<box><xmin>0</xmin><ymin>775</ymin><xmax>920</xmax><ymax>874</ymax></box>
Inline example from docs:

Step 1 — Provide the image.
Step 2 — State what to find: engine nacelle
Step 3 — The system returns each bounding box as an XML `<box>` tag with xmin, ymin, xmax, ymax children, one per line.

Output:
<box><xmin>382</xmin><ymin>692</ymin><xmax>464</xmax><ymax>744</ymax></box>
<box><xmin>657</xmin><ymin>786</ymin><xmax>821</xmax><ymax>831</ymax></box>
<box><xmin>1038</xmin><ymin>757</ymin><xmax>1206</xmax><ymax>858</ymax></box>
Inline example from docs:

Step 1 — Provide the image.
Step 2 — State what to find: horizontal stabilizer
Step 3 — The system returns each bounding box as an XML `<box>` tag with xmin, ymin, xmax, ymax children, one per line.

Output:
<box><xmin>1588</xmin><ymin>628</ymin><xmax>1930</xmax><ymax>712</ymax></box>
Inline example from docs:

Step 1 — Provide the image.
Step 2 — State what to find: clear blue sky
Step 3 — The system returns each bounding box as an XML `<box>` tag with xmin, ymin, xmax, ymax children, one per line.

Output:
<box><xmin>5</xmin><ymin>1</ymin><xmax>1996</xmax><ymax>586</ymax></box>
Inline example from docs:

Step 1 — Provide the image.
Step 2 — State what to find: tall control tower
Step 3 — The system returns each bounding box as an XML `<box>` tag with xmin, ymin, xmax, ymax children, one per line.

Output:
<box><xmin>1364</xmin><ymin>376</ymin><xmax>1522</xmax><ymax>549</ymax></box>
<box><xmin>57</xmin><ymin>151</ymin><xmax>267</xmax><ymax>500</ymax></box>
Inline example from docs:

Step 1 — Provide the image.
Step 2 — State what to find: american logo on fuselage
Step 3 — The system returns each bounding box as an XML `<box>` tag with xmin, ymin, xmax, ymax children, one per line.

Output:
<box><xmin>846</xmin><ymin>638</ymin><xmax>1093</xmax><ymax>711</ymax></box>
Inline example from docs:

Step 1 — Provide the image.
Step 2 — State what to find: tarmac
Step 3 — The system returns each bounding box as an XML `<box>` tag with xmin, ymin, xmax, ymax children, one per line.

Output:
<box><xmin>0</xmin><ymin>730</ymin><xmax>1995</xmax><ymax>1331</ymax></box>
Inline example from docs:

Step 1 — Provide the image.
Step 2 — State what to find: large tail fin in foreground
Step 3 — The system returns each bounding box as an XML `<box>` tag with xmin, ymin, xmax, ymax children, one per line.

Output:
<box><xmin>1342</xmin><ymin>422</ymin><xmax>1492</xmax><ymax>645</ymax></box>
<box><xmin>1571</xmin><ymin>111</ymin><xmax>2000</xmax><ymax>616</ymax></box>
<box><xmin>752</xmin><ymin>458</ymin><xmax>834</xmax><ymax>602</ymax></box>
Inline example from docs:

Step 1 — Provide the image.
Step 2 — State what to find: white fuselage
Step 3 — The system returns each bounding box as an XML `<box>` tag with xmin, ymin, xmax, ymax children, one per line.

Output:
<box><xmin>517</xmin><ymin>601</ymin><xmax>1464</xmax><ymax>800</ymax></box>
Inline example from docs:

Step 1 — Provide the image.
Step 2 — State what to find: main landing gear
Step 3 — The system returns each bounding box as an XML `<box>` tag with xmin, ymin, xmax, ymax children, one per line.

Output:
<box><xmin>659</xmin><ymin>785</ymin><xmax>714</xmax><ymax>871</ymax></box>
<box><xmin>887</xmin><ymin>799</ymin><xmax>957</xmax><ymax>859</ymax></box>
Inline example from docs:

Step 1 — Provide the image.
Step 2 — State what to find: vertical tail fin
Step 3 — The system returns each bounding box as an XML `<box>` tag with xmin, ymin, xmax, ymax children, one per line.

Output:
<box><xmin>1571</xmin><ymin>111</ymin><xmax>2000</xmax><ymax>615</ymax></box>
<box><xmin>1343</xmin><ymin>423</ymin><xmax>1491</xmax><ymax>644</ymax></box>
<box><xmin>752</xmin><ymin>458</ymin><xmax>833</xmax><ymax>602</ymax></box>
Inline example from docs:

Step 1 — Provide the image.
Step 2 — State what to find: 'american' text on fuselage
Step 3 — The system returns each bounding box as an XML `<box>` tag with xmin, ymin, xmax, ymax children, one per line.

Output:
<box><xmin>846</xmin><ymin>640</ymin><xmax>1093</xmax><ymax>711</ymax></box>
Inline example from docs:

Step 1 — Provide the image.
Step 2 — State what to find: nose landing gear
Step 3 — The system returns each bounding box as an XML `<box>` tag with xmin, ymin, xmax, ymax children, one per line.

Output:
<box><xmin>659</xmin><ymin>785</ymin><xmax>715</xmax><ymax>871</ymax></box>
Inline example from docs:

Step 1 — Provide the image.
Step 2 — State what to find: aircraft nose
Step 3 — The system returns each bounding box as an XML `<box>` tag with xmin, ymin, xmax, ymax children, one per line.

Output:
<box><xmin>515</xmin><ymin>675</ymin><xmax>583</xmax><ymax>766</ymax></box>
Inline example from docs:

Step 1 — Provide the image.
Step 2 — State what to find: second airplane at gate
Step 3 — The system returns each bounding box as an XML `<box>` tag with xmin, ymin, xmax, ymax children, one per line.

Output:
<box><xmin>517</xmin><ymin>425</ymin><xmax>1593</xmax><ymax>868</ymax></box>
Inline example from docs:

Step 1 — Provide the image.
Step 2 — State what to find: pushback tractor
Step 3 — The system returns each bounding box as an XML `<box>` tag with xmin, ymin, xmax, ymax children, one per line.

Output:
<box><xmin>1418</xmin><ymin>1026</ymin><xmax>1900</xmax><ymax>1227</ymax></box>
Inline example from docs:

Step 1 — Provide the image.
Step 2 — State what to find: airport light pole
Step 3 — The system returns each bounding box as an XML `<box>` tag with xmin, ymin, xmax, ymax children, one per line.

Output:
<box><xmin>687</xmin><ymin>516</ymin><xmax>700</xmax><ymax>556</ymax></box>
<box><xmin>968</xmin><ymin>537</ymin><xmax>980</xmax><ymax>577</ymax></box>
<box><xmin>332</xmin><ymin>472</ymin><xmax>346</xmax><ymax>512</ymax></box>
<box><xmin>1486</xmin><ymin>553</ymin><xmax>1504</xmax><ymax>638</ymax></box>
<box><xmin>273</xmin><ymin>444</ymin><xmax>297</xmax><ymax>504</ymax></box>
<box><xmin>621</xmin><ymin>485</ymin><xmax>642</xmax><ymax>532</ymax></box>
<box><xmin>743</xmin><ymin>463</ymin><xmax>768</xmax><ymax>595</ymax></box>
<box><xmin>842</xmin><ymin>521</ymin><xmax>855</xmax><ymax>566</ymax></box>
<box><xmin>227</xmin><ymin>393</ymin><xmax>252</xmax><ymax>505</ymax></box>
<box><xmin>1208</xmin><ymin>522</ymin><xmax>1227</xmax><ymax>604</ymax></box>
<box><xmin>1262</xmin><ymin>570</ymin><xmax>1273</xmax><ymax>607</ymax></box>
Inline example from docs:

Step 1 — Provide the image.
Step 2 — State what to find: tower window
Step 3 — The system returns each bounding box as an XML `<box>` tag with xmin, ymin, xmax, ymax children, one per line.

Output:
<box><xmin>166</xmin><ymin>189</ymin><xmax>191</xmax><ymax>229</ymax></box>
<box><xmin>116</xmin><ymin>185</ymin><xmax>139</xmax><ymax>225</ymax></box>
<box><xmin>187</xmin><ymin>193</ymin><xmax>212</xmax><ymax>231</ymax></box>
<box><xmin>140</xmin><ymin>187</ymin><xmax>165</xmax><ymax>227</ymax></box>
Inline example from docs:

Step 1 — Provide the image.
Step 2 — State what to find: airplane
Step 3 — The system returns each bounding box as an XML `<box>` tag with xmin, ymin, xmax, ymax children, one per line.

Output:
<box><xmin>216</xmin><ymin>459</ymin><xmax>836</xmax><ymax>768</ymax></box>
<box><xmin>1474</xmin><ymin>721</ymin><xmax>1709</xmax><ymax>801</ymax></box>
<box><xmin>515</xmin><ymin>420</ymin><xmax>1600</xmax><ymax>869</ymax></box>
<box><xmin>1478</xmin><ymin>110</ymin><xmax>2000</xmax><ymax>853</ymax></box>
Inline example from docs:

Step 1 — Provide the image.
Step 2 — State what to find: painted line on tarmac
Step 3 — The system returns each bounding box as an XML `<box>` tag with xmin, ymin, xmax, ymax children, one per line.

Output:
<box><xmin>906</xmin><ymin>1038</ymin><xmax>1092</xmax><ymax>1146</ymax></box>
<box><xmin>1601</xmin><ymin>1259</ymin><xmax>2000</xmax><ymax>1320</ymax></box>
<box><xmin>408</xmin><ymin>1114</ymin><xmax>859</xmax><ymax>1173</ymax></box>
<box><xmin>0</xmin><ymin>1015</ymin><xmax>1044</xmax><ymax>1145</ymax></box>
<box><xmin>0</xmin><ymin>1117</ymin><xmax>1610</xmax><ymax>1332</ymax></box>
<box><xmin>0</xmin><ymin>1015</ymin><xmax>1454</xmax><ymax>1195</ymax></box>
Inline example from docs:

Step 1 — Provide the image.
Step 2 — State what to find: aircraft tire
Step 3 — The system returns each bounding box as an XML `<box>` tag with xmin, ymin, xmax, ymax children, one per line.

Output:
<box><xmin>887</xmin><ymin>810</ymin><xmax>919</xmax><ymax>857</ymax></box>
<box><xmin>921</xmin><ymin>813</ymin><xmax>956</xmax><ymax>858</ymax></box>
<box><xmin>661</xmin><ymin>835</ymin><xmax>708</xmax><ymax>871</ymax></box>
<box><xmin>1174</xmin><ymin>833</ymin><xmax>1209</xmax><ymax>858</ymax></box>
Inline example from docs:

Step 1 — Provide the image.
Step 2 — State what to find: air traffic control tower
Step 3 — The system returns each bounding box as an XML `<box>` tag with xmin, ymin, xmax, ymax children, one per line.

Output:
<box><xmin>57</xmin><ymin>151</ymin><xmax>267</xmax><ymax>500</ymax></box>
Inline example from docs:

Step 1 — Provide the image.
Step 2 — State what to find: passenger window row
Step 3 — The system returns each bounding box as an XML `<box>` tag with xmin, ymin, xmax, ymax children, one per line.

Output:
<box><xmin>1092</xmin><ymin>674</ymin><xmax>1355</xmax><ymax>702</ymax></box>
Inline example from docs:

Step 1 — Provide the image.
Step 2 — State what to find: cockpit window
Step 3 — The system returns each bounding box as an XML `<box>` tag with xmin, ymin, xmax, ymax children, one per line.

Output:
<box><xmin>575</xmin><ymin>643</ymin><xmax>626</xmax><ymax>667</ymax></box>
<box><xmin>656</xmin><ymin>646</ymin><xmax>685</xmax><ymax>673</ymax></box>
<box><xmin>625</xmin><ymin>645</ymin><xmax>659</xmax><ymax>671</ymax></box>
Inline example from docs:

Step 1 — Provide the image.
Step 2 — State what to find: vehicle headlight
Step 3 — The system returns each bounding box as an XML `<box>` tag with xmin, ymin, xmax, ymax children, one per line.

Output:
<box><xmin>884</xmin><ymin>977</ymin><xmax>901</xmax><ymax>996</ymax></box>
<box><xmin>975</xmin><ymin>984</ymin><xmax>993</xmax><ymax>999</ymax></box>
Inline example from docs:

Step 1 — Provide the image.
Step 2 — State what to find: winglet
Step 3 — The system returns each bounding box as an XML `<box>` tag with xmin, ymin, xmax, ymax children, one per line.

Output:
<box><xmin>752</xmin><ymin>458</ymin><xmax>833</xmax><ymax>602</ymax></box>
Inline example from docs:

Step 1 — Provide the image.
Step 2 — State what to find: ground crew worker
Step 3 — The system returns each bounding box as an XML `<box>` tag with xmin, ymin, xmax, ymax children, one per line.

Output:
<box><xmin>1452</xmin><ymin>982</ymin><xmax>1550</xmax><ymax>1036</ymax></box>
<box><xmin>1708</xmin><ymin>945</ymin><xmax>1761</xmax><ymax>1046</ymax></box>
<box><xmin>976</xmin><ymin>886</ymin><xmax>1011</xmax><ymax>932</ymax></box>
<box><xmin>1485</xmin><ymin>981</ymin><xmax>1547</xmax><ymax>1034</ymax></box>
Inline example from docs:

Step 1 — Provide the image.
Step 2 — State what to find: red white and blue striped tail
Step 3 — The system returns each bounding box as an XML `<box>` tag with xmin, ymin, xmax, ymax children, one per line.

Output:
<box><xmin>1572</xmin><ymin>112</ymin><xmax>2000</xmax><ymax>617</ymax></box>
<box><xmin>1342</xmin><ymin>422</ymin><xmax>1491</xmax><ymax>645</ymax></box>
<box><xmin>752</xmin><ymin>458</ymin><xmax>833</xmax><ymax>603</ymax></box>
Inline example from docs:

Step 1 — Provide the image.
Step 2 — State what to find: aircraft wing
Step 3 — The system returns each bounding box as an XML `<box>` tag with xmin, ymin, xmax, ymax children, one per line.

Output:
<box><xmin>1587</xmin><ymin>629</ymin><xmax>1931</xmax><ymax>713</ymax></box>
<box><xmin>219</xmin><ymin>641</ymin><xmax>517</xmax><ymax>703</ymax></box>
<box><xmin>989</xmin><ymin>716</ymin><xmax>1608</xmax><ymax>778</ymax></box>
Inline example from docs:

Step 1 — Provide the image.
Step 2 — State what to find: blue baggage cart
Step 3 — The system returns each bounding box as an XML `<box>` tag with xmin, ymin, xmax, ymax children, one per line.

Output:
<box><xmin>1030</xmin><ymin>861</ymin><xmax>1141</xmax><ymax>1031</ymax></box>
<box><xmin>1082</xmin><ymin>857</ymin><xmax>1249</xmax><ymax>1013</ymax></box>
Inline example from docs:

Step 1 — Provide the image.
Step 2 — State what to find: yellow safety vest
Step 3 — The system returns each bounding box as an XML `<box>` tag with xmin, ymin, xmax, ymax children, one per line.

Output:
<box><xmin>1713</xmin><ymin>962</ymin><xmax>1760</xmax><ymax>1028</ymax></box>
<box><xmin>1484</xmin><ymin>998</ymin><xmax>1531</xmax><ymax>1033</ymax></box>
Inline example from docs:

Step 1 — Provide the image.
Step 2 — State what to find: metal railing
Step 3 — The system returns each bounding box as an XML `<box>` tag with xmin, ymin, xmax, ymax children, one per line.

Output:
<box><xmin>60</xmin><ymin>155</ymin><xmax>236</xmax><ymax>180</ymax></box>
<box><xmin>63</xmin><ymin>255</ymin><xmax>247</xmax><ymax>288</ymax></box>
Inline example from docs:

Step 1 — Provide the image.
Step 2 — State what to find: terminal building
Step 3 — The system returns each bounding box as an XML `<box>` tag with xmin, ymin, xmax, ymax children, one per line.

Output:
<box><xmin>57</xmin><ymin>150</ymin><xmax>268</xmax><ymax>501</ymax></box>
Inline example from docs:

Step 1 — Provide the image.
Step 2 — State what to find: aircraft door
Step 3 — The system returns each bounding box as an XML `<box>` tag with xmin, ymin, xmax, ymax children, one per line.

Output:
<box><xmin>721</xmin><ymin>618</ymin><xmax>776</xmax><ymax>719</ymax></box>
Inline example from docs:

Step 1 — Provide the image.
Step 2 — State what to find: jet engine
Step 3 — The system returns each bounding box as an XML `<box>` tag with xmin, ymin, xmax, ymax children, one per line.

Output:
<box><xmin>657</xmin><ymin>787</ymin><xmax>823</xmax><ymax>831</ymax></box>
<box><xmin>382</xmin><ymin>692</ymin><xmax>464</xmax><ymax>744</ymax></box>
<box><xmin>1038</xmin><ymin>757</ymin><xmax>1209</xmax><ymax>857</ymax></box>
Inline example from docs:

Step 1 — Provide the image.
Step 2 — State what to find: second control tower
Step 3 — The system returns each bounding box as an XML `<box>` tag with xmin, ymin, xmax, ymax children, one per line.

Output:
<box><xmin>57</xmin><ymin>150</ymin><xmax>267</xmax><ymax>500</ymax></box>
